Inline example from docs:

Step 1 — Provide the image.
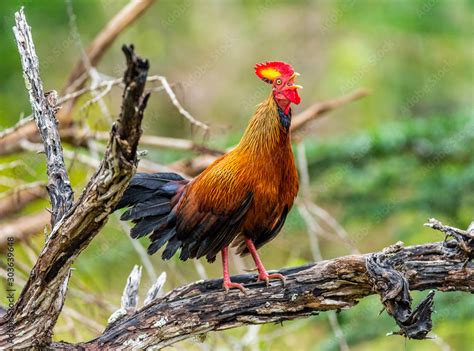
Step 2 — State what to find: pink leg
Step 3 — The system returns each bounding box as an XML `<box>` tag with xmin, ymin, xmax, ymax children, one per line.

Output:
<box><xmin>221</xmin><ymin>247</ymin><xmax>247</xmax><ymax>293</ymax></box>
<box><xmin>245</xmin><ymin>239</ymin><xmax>286</xmax><ymax>286</ymax></box>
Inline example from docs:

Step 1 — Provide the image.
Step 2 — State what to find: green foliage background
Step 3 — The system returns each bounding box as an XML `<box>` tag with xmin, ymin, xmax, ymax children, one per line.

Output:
<box><xmin>0</xmin><ymin>0</ymin><xmax>473</xmax><ymax>350</ymax></box>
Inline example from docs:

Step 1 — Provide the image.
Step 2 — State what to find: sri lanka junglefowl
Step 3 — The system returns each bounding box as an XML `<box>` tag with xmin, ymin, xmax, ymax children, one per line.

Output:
<box><xmin>116</xmin><ymin>61</ymin><xmax>302</xmax><ymax>292</ymax></box>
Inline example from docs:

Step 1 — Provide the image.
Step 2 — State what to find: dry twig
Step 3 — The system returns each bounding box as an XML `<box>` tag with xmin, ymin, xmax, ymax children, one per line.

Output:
<box><xmin>0</xmin><ymin>182</ymin><xmax>46</xmax><ymax>219</ymax></box>
<box><xmin>0</xmin><ymin>0</ymin><xmax>155</xmax><ymax>156</ymax></box>
<box><xmin>296</xmin><ymin>142</ymin><xmax>349</xmax><ymax>351</ymax></box>
<box><xmin>156</xmin><ymin>75</ymin><xmax>209</xmax><ymax>132</ymax></box>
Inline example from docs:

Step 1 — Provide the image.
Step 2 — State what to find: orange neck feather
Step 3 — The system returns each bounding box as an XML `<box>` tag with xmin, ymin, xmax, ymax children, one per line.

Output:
<box><xmin>237</xmin><ymin>93</ymin><xmax>289</xmax><ymax>155</ymax></box>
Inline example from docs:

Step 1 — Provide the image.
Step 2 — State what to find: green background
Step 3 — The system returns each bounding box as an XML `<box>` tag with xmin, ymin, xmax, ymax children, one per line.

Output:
<box><xmin>0</xmin><ymin>0</ymin><xmax>473</xmax><ymax>350</ymax></box>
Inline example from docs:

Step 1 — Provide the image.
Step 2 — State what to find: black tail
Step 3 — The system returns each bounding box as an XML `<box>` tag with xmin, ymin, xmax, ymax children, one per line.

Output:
<box><xmin>116</xmin><ymin>172</ymin><xmax>188</xmax><ymax>258</ymax></box>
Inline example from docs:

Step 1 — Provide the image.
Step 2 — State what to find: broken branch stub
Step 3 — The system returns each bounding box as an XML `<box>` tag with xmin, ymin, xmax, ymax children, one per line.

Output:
<box><xmin>366</xmin><ymin>248</ymin><xmax>435</xmax><ymax>339</ymax></box>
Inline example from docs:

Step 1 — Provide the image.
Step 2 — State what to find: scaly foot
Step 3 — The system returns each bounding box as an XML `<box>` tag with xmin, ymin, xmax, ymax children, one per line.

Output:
<box><xmin>245</xmin><ymin>238</ymin><xmax>287</xmax><ymax>287</ymax></box>
<box><xmin>223</xmin><ymin>279</ymin><xmax>247</xmax><ymax>294</ymax></box>
<box><xmin>257</xmin><ymin>272</ymin><xmax>287</xmax><ymax>286</ymax></box>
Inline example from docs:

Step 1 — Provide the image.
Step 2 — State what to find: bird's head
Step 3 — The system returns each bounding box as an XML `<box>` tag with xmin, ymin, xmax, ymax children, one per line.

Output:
<box><xmin>255</xmin><ymin>61</ymin><xmax>302</xmax><ymax>115</ymax></box>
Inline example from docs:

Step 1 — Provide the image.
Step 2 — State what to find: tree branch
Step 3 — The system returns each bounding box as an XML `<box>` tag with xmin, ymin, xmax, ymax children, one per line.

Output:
<box><xmin>50</xmin><ymin>220</ymin><xmax>472</xmax><ymax>350</ymax></box>
<box><xmin>13</xmin><ymin>8</ymin><xmax>74</xmax><ymax>225</ymax></box>
<box><xmin>64</xmin><ymin>0</ymin><xmax>155</xmax><ymax>95</ymax></box>
<box><xmin>0</xmin><ymin>0</ymin><xmax>155</xmax><ymax>156</ymax></box>
<box><xmin>0</xmin><ymin>11</ymin><xmax>150</xmax><ymax>346</ymax></box>
<box><xmin>0</xmin><ymin>211</ymin><xmax>50</xmax><ymax>249</ymax></box>
<box><xmin>291</xmin><ymin>88</ymin><xmax>368</xmax><ymax>133</ymax></box>
<box><xmin>171</xmin><ymin>88</ymin><xmax>369</xmax><ymax>176</ymax></box>
<box><xmin>0</xmin><ymin>182</ymin><xmax>46</xmax><ymax>219</ymax></box>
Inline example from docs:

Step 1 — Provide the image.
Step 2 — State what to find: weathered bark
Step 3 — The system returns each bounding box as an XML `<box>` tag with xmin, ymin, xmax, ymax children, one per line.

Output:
<box><xmin>48</xmin><ymin>225</ymin><xmax>472</xmax><ymax>350</ymax></box>
<box><xmin>13</xmin><ymin>9</ymin><xmax>74</xmax><ymax>225</ymax></box>
<box><xmin>0</xmin><ymin>9</ymin><xmax>149</xmax><ymax>349</ymax></box>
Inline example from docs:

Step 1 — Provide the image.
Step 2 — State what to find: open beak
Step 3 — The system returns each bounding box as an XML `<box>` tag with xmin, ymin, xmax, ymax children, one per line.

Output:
<box><xmin>288</xmin><ymin>72</ymin><xmax>303</xmax><ymax>89</ymax></box>
<box><xmin>288</xmin><ymin>84</ymin><xmax>303</xmax><ymax>90</ymax></box>
<box><xmin>291</xmin><ymin>72</ymin><xmax>300</xmax><ymax>79</ymax></box>
<box><xmin>283</xmin><ymin>72</ymin><xmax>302</xmax><ymax>105</ymax></box>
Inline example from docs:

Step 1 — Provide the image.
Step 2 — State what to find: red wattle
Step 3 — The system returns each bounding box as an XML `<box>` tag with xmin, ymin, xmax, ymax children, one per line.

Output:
<box><xmin>283</xmin><ymin>89</ymin><xmax>301</xmax><ymax>105</ymax></box>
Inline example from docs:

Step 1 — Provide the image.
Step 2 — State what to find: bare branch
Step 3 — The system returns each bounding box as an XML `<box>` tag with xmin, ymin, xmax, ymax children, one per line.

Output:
<box><xmin>121</xmin><ymin>265</ymin><xmax>142</xmax><ymax>312</ymax></box>
<box><xmin>306</xmin><ymin>202</ymin><xmax>360</xmax><ymax>255</ymax></box>
<box><xmin>65</xmin><ymin>0</ymin><xmax>156</xmax><ymax>95</ymax></box>
<box><xmin>59</xmin><ymin>75</ymin><xmax>164</xmax><ymax>107</ymax></box>
<box><xmin>68</xmin><ymin>130</ymin><xmax>223</xmax><ymax>155</ymax></box>
<box><xmin>171</xmin><ymin>88</ymin><xmax>369</xmax><ymax>176</ymax></box>
<box><xmin>0</xmin><ymin>116</ymin><xmax>33</xmax><ymax>140</ymax></box>
<box><xmin>51</xmin><ymin>223</ymin><xmax>472</xmax><ymax>350</ymax></box>
<box><xmin>13</xmin><ymin>8</ymin><xmax>74</xmax><ymax>225</ymax></box>
<box><xmin>0</xmin><ymin>211</ymin><xmax>50</xmax><ymax>249</ymax></box>
<box><xmin>425</xmin><ymin>218</ymin><xmax>474</xmax><ymax>240</ymax></box>
<box><xmin>144</xmin><ymin>272</ymin><xmax>167</xmax><ymax>306</ymax></box>
<box><xmin>19</xmin><ymin>139</ymin><xmax>100</xmax><ymax>169</ymax></box>
<box><xmin>0</xmin><ymin>0</ymin><xmax>155</xmax><ymax>156</ymax></box>
<box><xmin>0</xmin><ymin>41</ymin><xmax>150</xmax><ymax>348</ymax></box>
<box><xmin>116</xmin><ymin>216</ymin><xmax>158</xmax><ymax>282</ymax></box>
<box><xmin>0</xmin><ymin>182</ymin><xmax>46</xmax><ymax>219</ymax></box>
<box><xmin>108</xmin><ymin>268</ymin><xmax>166</xmax><ymax>326</ymax></box>
<box><xmin>296</xmin><ymin>142</ymin><xmax>348</xmax><ymax>351</ymax></box>
<box><xmin>291</xmin><ymin>88</ymin><xmax>369</xmax><ymax>134</ymax></box>
<box><xmin>156</xmin><ymin>75</ymin><xmax>209</xmax><ymax>132</ymax></box>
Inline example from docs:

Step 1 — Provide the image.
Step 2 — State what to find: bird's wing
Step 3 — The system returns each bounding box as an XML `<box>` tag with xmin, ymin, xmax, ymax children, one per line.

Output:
<box><xmin>174</xmin><ymin>162</ymin><xmax>254</xmax><ymax>262</ymax></box>
<box><xmin>252</xmin><ymin>205</ymin><xmax>289</xmax><ymax>248</ymax></box>
<box><xmin>232</xmin><ymin>205</ymin><xmax>289</xmax><ymax>255</ymax></box>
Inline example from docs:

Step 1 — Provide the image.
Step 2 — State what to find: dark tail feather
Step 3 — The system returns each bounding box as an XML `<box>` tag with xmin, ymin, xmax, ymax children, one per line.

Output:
<box><xmin>121</xmin><ymin>199</ymin><xmax>171</xmax><ymax>221</ymax></box>
<box><xmin>161</xmin><ymin>237</ymin><xmax>182</xmax><ymax>260</ymax></box>
<box><xmin>115</xmin><ymin>172</ymin><xmax>185</xmax><ymax>210</ymax></box>
<box><xmin>129</xmin><ymin>172</ymin><xmax>184</xmax><ymax>188</ymax></box>
<box><xmin>116</xmin><ymin>172</ymin><xmax>188</xmax><ymax>257</ymax></box>
<box><xmin>147</xmin><ymin>228</ymin><xmax>176</xmax><ymax>255</ymax></box>
<box><xmin>130</xmin><ymin>216</ymin><xmax>167</xmax><ymax>239</ymax></box>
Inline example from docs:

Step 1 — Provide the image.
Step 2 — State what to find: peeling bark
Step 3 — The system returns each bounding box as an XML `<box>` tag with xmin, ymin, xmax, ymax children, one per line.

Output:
<box><xmin>51</xmin><ymin>235</ymin><xmax>472</xmax><ymax>350</ymax></box>
<box><xmin>13</xmin><ymin>9</ymin><xmax>73</xmax><ymax>225</ymax></box>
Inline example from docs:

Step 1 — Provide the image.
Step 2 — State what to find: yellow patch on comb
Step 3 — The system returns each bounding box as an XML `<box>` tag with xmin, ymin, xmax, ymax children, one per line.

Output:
<box><xmin>255</xmin><ymin>61</ymin><xmax>294</xmax><ymax>84</ymax></box>
<box><xmin>259</xmin><ymin>67</ymin><xmax>281</xmax><ymax>81</ymax></box>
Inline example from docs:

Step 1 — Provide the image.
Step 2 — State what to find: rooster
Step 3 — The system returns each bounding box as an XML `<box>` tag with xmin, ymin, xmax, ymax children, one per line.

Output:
<box><xmin>116</xmin><ymin>61</ymin><xmax>302</xmax><ymax>292</ymax></box>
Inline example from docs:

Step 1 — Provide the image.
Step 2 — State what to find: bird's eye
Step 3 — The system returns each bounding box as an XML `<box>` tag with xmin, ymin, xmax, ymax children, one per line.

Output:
<box><xmin>275</xmin><ymin>79</ymin><xmax>282</xmax><ymax>85</ymax></box>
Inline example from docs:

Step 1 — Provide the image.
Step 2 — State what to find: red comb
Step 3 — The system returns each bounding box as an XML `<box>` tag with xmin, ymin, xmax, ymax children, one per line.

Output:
<box><xmin>254</xmin><ymin>61</ymin><xmax>295</xmax><ymax>83</ymax></box>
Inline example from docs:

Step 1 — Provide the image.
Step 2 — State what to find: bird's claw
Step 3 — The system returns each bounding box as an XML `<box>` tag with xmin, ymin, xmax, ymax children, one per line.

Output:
<box><xmin>257</xmin><ymin>273</ymin><xmax>287</xmax><ymax>286</ymax></box>
<box><xmin>223</xmin><ymin>281</ymin><xmax>248</xmax><ymax>294</ymax></box>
